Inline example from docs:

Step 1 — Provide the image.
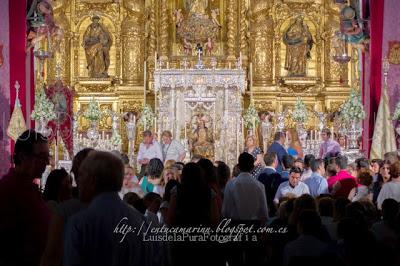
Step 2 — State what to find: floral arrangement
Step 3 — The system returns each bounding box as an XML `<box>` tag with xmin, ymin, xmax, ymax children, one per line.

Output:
<box><xmin>31</xmin><ymin>89</ymin><xmax>57</xmax><ymax>121</ymax></box>
<box><xmin>84</xmin><ymin>98</ymin><xmax>102</xmax><ymax>122</ymax></box>
<box><xmin>139</xmin><ymin>104</ymin><xmax>155</xmax><ymax>130</ymax></box>
<box><xmin>243</xmin><ymin>102</ymin><xmax>259</xmax><ymax>129</ymax></box>
<box><xmin>393</xmin><ymin>102</ymin><xmax>400</xmax><ymax>120</ymax></box>
<box><xmin>110</xmin><ymin>133</ymin><xmax>122</xmax><ymax>146</ymax></box>
<box><xmin>340</xmin><ymin>89</ymin><xmax>366</xmax><ymax>122</ymax></box>
<box><xmin>292</xmin><ymin>97</ymin><xmax>308</xmax><ymax>123</ymax></box>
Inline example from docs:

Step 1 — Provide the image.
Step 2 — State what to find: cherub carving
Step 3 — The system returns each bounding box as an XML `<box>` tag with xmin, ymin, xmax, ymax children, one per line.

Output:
<box><xmin>183</xmin><ymin>38</ymin><xmax>193</xmax><ymax>55</ymax></box>
<box><xmin>210</xmin><ymin>8</ymin><xmax>221</xmax><ymax>28</ymax></box>
<box><xmin>173</xmin><ymin>9</ymin><xmax>184</xmax><ymax>28</ymax></box>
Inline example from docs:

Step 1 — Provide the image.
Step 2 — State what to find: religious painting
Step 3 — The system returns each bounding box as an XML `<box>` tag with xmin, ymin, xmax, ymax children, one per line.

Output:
<box><xmin>388</xmin><ymin>41</ymin><xmax>400</xmax><ymax>65</ymax></box>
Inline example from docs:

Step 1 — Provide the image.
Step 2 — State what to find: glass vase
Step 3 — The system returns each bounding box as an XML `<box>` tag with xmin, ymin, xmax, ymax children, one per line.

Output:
<box><xmin>87</xmin><ymin>121</ymin><xmax>99</xmax><ymax>140</ymax></box>
<box><xmin>296</xmin><ymin>122</ymin><xmax>308</xmax><ymax>149</ymax></box>
<box><xmin>346</xmin><ymin>120</ymin><xmax>362</xmax><ymax>149</ymax></box>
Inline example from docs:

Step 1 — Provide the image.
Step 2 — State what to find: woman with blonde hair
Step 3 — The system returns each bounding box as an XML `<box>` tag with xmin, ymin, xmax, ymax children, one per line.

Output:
<box><xmin>244</xmin><ymin>134</ymin><xmax>263</xmax><ymax>178</ymax></box>
<box><xmin>287</xmin><ymin>128</ymin><xmax>304</xmax><ymax>158</ymax></box>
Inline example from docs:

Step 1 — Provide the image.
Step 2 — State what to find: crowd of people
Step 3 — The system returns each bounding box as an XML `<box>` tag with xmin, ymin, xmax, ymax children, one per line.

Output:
<box><xmin>0</xmin><ymin>129</ymin><xmax>400</xmax><ymax>266</ymax></box>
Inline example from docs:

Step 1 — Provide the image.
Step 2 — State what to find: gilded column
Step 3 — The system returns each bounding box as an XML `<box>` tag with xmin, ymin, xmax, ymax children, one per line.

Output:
<box><xmin>226</xmin><ymin>0</ymin><xmax>237</xmax><ymax>59</ymax></box>
<box><xmin>47</xmin><ymin>8</ymin><xmax>70</xmax><ymax>83</ymax></box>
<box><xmin>146</xmin><ymin>0</ymin><xmax>157</xmax><ymax>81</ymax></box>
<box><xmin>251</xmin><ymin>14</ymin><xmax>273</xmax><ymax>85</ymax></box>
<box><xmin>239</xmin><ymin>0</ymin><xmax>248</xmax><ymax>61</ymax></box>
<box><xmin>122</xmin><ymin>0</ymin><xmax>145</xmax><ymax>85</ymax></box>
<box><xmin>159</xmin><ymin>0</ymin><xmax>169</xmax><ymax>60</ymax></box>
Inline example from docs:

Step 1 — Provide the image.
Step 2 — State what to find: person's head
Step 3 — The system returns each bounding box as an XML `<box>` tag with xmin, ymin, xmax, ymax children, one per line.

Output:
<box><xmin>245</xmin><ymin>135</ymin><xmax>257</xmax><ymax>148</ymax></box>
<box><xmin>356</xmin><ymin>170</ymin><xmax>373</xmax><ymax>187</ymax></box>
<box><xmin>289</xmin><ymin>167</ymin><xmax>302</xmax><ymax>187</ymax></box>
<box><xmin>71</xmin><ymin>148</ymin><xmax>94</xmax><ymax>186</ymax></box>
<box><xmin>311</xmin><ymin>159</ymin><xmax>325</xmax><ymax>175</ymax></box>
<box><xmin>146</xmin><ymin>158</ymin><xmax>164</xmax><ymax>179</ymax></box>
<box><xmin>381</xmin><ymin>198</ymin><xmax>399</xmax><ymax>221</ymax></box>
<box><xmin>294</xmin><ymin>158</ymin><xmax>304</xmax><ymax>171</ymax></box>
<box><xmin>390</xmin><ymin>161</ymin><xmax>400</xmax><ymax>179</ymax></box>
<box><xmin>334</xmin><ymin>155</ymin><xmax>348</xmax><ymax>170</ymax></box>
<box><xmin>124</xmin><ymin>166</ymin><xmax>135</xmax><ymax>178</ymax></box>
<box><xmin>282</xmin><ymin>155</ymin><xmax>294</xmax><ymax>170</ymax></box>
<box><xmin>172</xmin><ymin>162</ymin><xmax>184</xmax><ymax>181</ymax></box>
<box><xmin>197</xmin><ymin>158</ymin><xmax>217</xmax><ymax>185</ymax></box>
<box><xmin>163</xmin><ymin>179</ymin><xmax>179</xmax><ymax>202</ymax></box>
<box><xmin>355</xmin><ymin>157</ymin><xmax>370</xmax><ymax>171</ymax></box>
<box><xmin>79</xmin><ymin>151</ymin><xmax>124</xmax><ymax>202</ymax></box>
<box><xmin>320</xmin><ymin>128</ymin><xmax>331</xmax><ymax>142</ymax></box>
<box><xmin>120</xmin><ymin>153</ymin><xmax>130</xmax><ymax>165</ymax></box>
<box><xmin>288</xmin><ymin>128</ymin><xmax>299</xmax><ymax>146</ymax></box>
<box><xmin>274</xmin><ymin>131</ymin><xmax>286</xmax><ymax>144</ymax></box>
<box><xmin>215</xmin><ymin>161</ymin><xmax>231</xmax><ymax>189</ymax></box>
<box><xmin>304</xmin><ymin>154</ymin><xmax>315</xmax><ymax>169</ymax></box>
<box><xmin>143</xmin><ymin>192</ymin><xmax>162</xmax><ymax>213</ymax></box>
<box><xmin>161</xmin><ymin>130</ymin><xmax>172</xmax><ymax>145</ymax></box>
<box><xmin>91</xmin><ymin>15</ymin><xmax>100</xmax><ymax>25</ymax></box>
<box><xmin>347</xmin><ymin>162</ymin><xmax>357</xmax><ymax>177</ymax></box>
<box><xmin>370</xmin><ymin>159</ymin><xmax>383</xmax><ymax>174</ymax></box>
<box><xmin>181</xmin><ymin>162</ymin><xmax>206</xmax><ymax>189</ymax></box>
<box><xmin>264</xmin><ymin>152</ymin><xmax>278</xmax><ymax>168</ymax></box>
<box><xmin>123</xmin><ymin>192</ymin><xmax>142</xmax><ymax>207</ymax></box>
<box><xmin>238</xmin><ymin>152</ymin><xmax>255</xmax><ymax>173</ymax></box>
<box><xmin>13</xmin><ymin>130</ymin><xmax>49</xmax><ymax>179</ymax></box>
<box><xmin>143</xmin><ymin>130</ymin><xmax>153</xmax><ymax>145</ymax></box>
<box><xmin>338</xmin><ymin>135</ymin><xmax>346</xmax><ymax>147</ymax></box>
<box><xmin>162</xmin><ymin>167</ymin><xmax>174</xmax><ymax>185</ymax></box>
<box><xmin>297</xmin><ymin>210</ymin><xmax>321</xmax><ymax>235</ymax></box>
<box><xmin>232</xmin><ymin>164</ymin><xmax>241</xmax><ymax>178</ymax></box>
<box><xmin>318</xmin><ymin>197</ymin><xmax>334</xmax><ymax>217</ymax></box>
<box><xmin>378</xmin><ymin>160</ymin><xmax>391</xmax><ymax>183</ymax></box>
<box><xmin>326</xmin><ymin>163</ymin><xmax>337</xmax><ymax>177</ymax></box>
<box><xmin>191</xmin><ymin>154</ymin><xmax>203</xmax><ymax>163</ymax></box>
<box><xmin>384</xmin><ymin>151</ymin><xmax>399</xmax><ymax>164</ymax></box>
<box><xmin>164</xmin><ymin>159</ymin><xmax>176</xmax><ymax>169</ymax></box>
<box><xmin>43</xmin><ymin>168</ymin><xmax>71</xmax><ymax>202</ymax></box>
<box><xmin>334</xmin><ymin>197</ymin><xmax>351</xmax><ymax>221</ymax></box>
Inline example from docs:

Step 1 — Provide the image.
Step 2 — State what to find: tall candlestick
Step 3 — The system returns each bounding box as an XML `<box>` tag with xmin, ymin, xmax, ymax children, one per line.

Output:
<box><xmin>154</xmin><ymin>117</ymin><xmax>157</xmax><ymax>133</ymax></box>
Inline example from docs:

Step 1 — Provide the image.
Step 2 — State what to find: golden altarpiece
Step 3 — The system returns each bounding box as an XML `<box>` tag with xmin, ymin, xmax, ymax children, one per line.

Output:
<box><xmin>45</xmin><ymin>0</ymin><xmax>359</xmax><ymax>157</ymax></box>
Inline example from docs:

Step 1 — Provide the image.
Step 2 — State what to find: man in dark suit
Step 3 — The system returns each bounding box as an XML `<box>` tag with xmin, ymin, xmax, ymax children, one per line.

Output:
<box><xmin>267</xmin><ymin>132</ymin><xmax>288</xmax><ymax>173</ymax></box>
<box><xmin>258</xmin><ymin>152</ymin><xmax>282</xmax><ymax>217</ymax></box>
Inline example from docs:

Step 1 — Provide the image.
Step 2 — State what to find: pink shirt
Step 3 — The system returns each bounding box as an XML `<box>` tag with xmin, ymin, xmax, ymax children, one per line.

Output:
<box><xmin>319</xmin><ymin>139</ymin><xmax>341</xmax><ymax>159</ymax></box>
<box><xmin>328</xmin><ymin>169</ymin><xmax>354</xmax><ymax>190</ymax></box>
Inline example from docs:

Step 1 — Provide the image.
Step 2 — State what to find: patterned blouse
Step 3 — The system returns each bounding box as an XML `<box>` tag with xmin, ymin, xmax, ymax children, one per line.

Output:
<box><xmin>244</xmin><ymin>147</ymin><xmax>263</xmax><ymax>179</ymax></box>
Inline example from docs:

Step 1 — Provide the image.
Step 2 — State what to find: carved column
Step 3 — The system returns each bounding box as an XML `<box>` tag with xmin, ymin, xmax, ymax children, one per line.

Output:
<box><xmin>122</xmin><ymin>0</ymin><xmax>145</xmax><ymax>85</ymax></box>
<box><xmin>159</xmin><ymin>0</ymin><xmax>169</xmax><ymax>60</ymax></box>
<box><xmin>226</xmin><ymin>0</ymin><xmax>237</xmax><ymax>59</ymax></box>
<box><xmin>239</xmin><ymin>0</ymin><xmax>248</xmax><ymax>61</ymax></box>
<box><xmin>251</xmin><ymin>14</ymin><xmax>273</xmax><ymax>85</ymax></box>
<box><xmin>324</xmin><ymin>13</ymin><xmax>348</xmax><ymax>86</ymax></box>
<box><xmin>48</xmin><ymin>10</ymin><xmax>70</xmax><ymax>83</ymax></box>
<box><xmin>146</xmin><ymin>0</ymin><xmax>157</xmax><ymax>81</ymax></box>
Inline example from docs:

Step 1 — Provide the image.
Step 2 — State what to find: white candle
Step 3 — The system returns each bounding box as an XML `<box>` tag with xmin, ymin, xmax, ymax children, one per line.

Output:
<box><xmin>167</xmin><ymin>62</ymin><xmax>169</xmax><ymax>69</ymax></box>
<box><xmin>154</xmin><ymin>117</ymin><xmax>157</xmax><ymax>133</ymax></box>
<box><xmin>102</xmin><ymin>131</ymin><xmax>105</xmax><ymax>140</ymax></box>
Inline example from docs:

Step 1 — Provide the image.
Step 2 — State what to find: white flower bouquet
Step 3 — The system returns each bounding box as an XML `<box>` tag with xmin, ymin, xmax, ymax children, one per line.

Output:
<box><xmin>292</xmin><ymin>97</ymin><xmax>308</xmax><ymax>123</ymax></box>
<box><xmin>139</xmin><ymin>104</ymin><xmax>155</xmax><ymax>130</ymax></box>
<box><xmin>243</xmin><ymin>102</ymin><xmax>259</xmax><ymax>129</ymax></box>
<box><xmin>340</xmin><ymin>89</ymin><xmax>365</xmax><ymax>122</ymax></box>
<box><xmin>31</xmin><ymin>90</ymin><xmax>57</xmax><ymax>121</ymax></box>
<box><xmin>393</xmin><ymin>102</ymin><xmax>400</xmax><ymax>121</ymax></box>
<box><xmin>84</xmin><ymin>98</ymin><xmax>102</xmax><ymax>122</ymax></box>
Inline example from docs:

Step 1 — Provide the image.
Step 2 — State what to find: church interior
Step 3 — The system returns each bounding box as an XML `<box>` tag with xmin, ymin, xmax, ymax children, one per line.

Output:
<box><xmin>0</xmin><ymin>0</ymin><xmax>399</xmax><ymax>171</ymax></box>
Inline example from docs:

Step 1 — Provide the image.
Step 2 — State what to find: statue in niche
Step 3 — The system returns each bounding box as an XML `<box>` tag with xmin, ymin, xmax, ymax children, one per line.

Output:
<box><xmin>189</xmin><ymin>114</ymin><xmax>214</xmax><ymax>159</ymax></box>
<box><xmin>83</xmin><ymin>15</ymin><xmax>112</xmax><ymax>78</ymax></box>
<box><xmin>185</xmin><ymin>0</ymin><xmax>208</xmax><ymax>16</ymax></box>
<box><xmin>283</xmin><ymin>16</ymin><xmax>313</xmax><ymax>77</ymax></box>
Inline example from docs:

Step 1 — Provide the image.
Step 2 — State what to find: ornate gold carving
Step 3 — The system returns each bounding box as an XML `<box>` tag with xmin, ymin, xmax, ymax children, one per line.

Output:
<box><xmin>226</xmin><ymin>0</ymin><xmax>236</xmax><ymax>58</ymax></box>
<box><xmin>159</xmin><ymin>0</ymin><xmax>169</xmax><ymax>58</ymax></box>
<box><xmin>388</xmin><ymin>41</ymin><xmax>400</xmax><ymax>65</ymax></box>
<box><xmin>239</xmin><ymin>0</ymin><xmax>248</xmax><ymax>60</ymax></box>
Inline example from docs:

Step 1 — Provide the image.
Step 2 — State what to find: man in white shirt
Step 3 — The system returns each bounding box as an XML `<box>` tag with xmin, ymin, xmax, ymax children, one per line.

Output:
<box><xmin>222</xmin><ymin>152</ymin><xmax>268</xmax><ymax>223</ymax></box>
<box><xmin>161</xmin><ymin>130</ymin><xmax>186</xmax><ymax>163</ymax></box>
<box><xmin>137</xmin><ymin>130</ymin><xmax>163</xmax><ymax>176</ymax></box>
<box><xmin>274</xmin><ymin>167</ymin><xmax>310</xmax><ymax>205</ymax></box>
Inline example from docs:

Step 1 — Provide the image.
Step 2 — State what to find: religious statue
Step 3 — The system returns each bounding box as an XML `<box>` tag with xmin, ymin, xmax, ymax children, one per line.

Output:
<box><xmin>204</xmin><ymin>37</ymin><xmax>213</xmax><ymax>56</ymax></box>
<box><xmin>124</xmin><ymin>112</ymin><xmax>136</xmax><ymax>141</ymax></box>
<box><xmin>183</xmin><ymin>38</ymin><xmax>193</xmax><ymax>55</ymax></box>
<box><xmin>210</xmin><ymin>9</ymin><xmax>221</xmax><ymax>27</ymax></box>
<box><xmin>83</xmin><ymin>15</ymin><xmax>112</xmax><ymax>78</ymax></box>
<box><xmin>173</xmin><ymin>9</ymin><xmax>184</xmax><ymax>28</ymax></box>
<box><xmin>189</xmin><ymin>115</ymin><xmax>214</xmax><ymax>159</ymax></box>
<box><xmin>283</xmin><ymin>16</ymin><xmax>313</xmax><ymax>77</ymax></box>
<box><xmin>185</xmin><ymin>0</ymin><xmax>208</xmax><ymax>16</ymax></box>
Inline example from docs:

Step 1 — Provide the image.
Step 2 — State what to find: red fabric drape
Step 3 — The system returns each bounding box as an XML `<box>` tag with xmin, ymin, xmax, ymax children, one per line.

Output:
<box><xmin>367</xmin><ymin>0</ymin><xmax>385</xmax><ymax>155</ymax></box>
